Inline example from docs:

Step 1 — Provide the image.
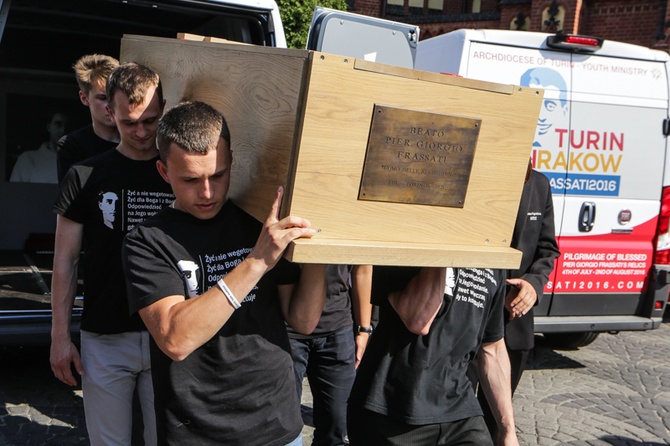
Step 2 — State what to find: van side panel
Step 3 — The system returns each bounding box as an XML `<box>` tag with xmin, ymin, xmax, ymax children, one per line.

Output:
<box><xmin>413</xmin><ymin>30</ymin><xmax>469</xmax><ymax>75</ymax></box>
<box><xmin>416</xmin><ymin>30</ymin><xmax>668</xmax><ymax>328</ymax></box>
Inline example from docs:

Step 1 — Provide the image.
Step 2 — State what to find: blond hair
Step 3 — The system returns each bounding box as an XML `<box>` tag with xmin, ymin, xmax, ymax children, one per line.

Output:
<box><xmin>73</xmin><ymin>54</ymin><xmax>119</xmax><ymax>94</ymax></box>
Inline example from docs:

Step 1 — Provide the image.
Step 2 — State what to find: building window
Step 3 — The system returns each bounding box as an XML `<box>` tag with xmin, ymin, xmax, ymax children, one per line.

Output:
<box><xmin>428</xmin><ymin>0</ymin><xmax>444</xmax><ymax>12</ymax></box>
<box><xmin>386</xmin><ymin>0</ymin><xmax>404</xmax><ymax>15</ymax></box>
<box><xmin>408</xmin><ymin>0</ymin><xmax>423</xmax><ymax>16</ymax></box>
<box><xmin>428</xmin><ymin>0</ymin><xmax>443</xmax><ymax>14</ymax></box>
<box><xmin>542</xmin><ymin>4</ymin><xmax>565</xmax><ymax>32</ymax></box>
<box><xmin>386</xmin><ymin>0</ymin><xmax>484</xmax><ymax>17</ymax></box>
<box><xmin>511</xmin><ymin>12</ymin><xmax>530</xmax><ymax>31</ymax></box>
<box><xmin>471</xmin><ymin>0</ymin><xmax>481</xmax><ymax>13</ymax></box>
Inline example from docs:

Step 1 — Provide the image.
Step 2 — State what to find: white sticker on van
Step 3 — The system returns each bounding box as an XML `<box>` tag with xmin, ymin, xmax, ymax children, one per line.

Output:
<box><xmin>465</xmin><ymin>42</ymin><xmax>665</xmax><ymax>202</ymax></box>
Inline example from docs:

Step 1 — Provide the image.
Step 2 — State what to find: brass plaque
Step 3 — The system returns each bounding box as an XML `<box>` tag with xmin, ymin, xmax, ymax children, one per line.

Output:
<box><xmin>359</xmin><ymin>105</ymin><xmax>481</xmax><ymax>207</ymax></box>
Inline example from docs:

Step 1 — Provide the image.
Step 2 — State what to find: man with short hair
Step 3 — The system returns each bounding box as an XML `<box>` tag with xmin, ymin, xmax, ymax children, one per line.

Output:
<box><xmin>347</xmin><ymin>265</ymin><xmax>519</xmax><ymax>446</ymax></box>
<box><xmin>57</xmin><ymin>54</ymin><xmax>120</xmax><ymax>183</ymax></box>
<box><xmin>50</xmin><ymin>62</ymin><xmax>171</xmax><ymax>446</ymax></box>
<box><xmin>122</xmin><ymin>100</ymin><xmax>327</xmax><ymax>445</ymax></box>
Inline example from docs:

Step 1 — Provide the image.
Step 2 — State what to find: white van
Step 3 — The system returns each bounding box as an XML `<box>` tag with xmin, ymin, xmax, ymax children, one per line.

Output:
<box><xmin>416</xmin><ymin>29</ymin><xmax>669</xmax><ymax>348</ymax></box>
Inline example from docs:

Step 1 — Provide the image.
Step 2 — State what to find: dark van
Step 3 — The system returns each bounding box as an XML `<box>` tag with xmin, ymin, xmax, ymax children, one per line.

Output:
<box><xmin>0</xmin><ymin>0</ymin><xmax>286</xmax><ymax>344</ymax></box>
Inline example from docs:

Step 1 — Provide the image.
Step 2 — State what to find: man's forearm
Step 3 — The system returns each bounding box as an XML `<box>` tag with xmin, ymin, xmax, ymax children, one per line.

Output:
<box><xmin>389</xmin><ymin>267</ymin><xmax>445</xmax><ymax>335</ymax></box>
<box><xmin>477</xmin><ymin>339</ymin><xmax>517</xmax><ymax>436</ymax></box>
<box><xmin>51</xmin><ymin>264</ymin><xmax>78</xmax><ymax>340</ymax></box>
<box><xmin>282</xmin><ymin>263</ymin><xmax>327</xmax><ymax>334</ymax></box>
<box><xmin>144</xmin><ymin>255</ymin><xmax>269</xmax><ymax>361</ymax></box>
<box><xmin>51</xmin><ymin>235</ymin><xmax>81</xmax><ymax>341</ymax></box>
<box><xmin>51</xmin><ymin>216</ymin><xmax>85</xmax><ymax>340</ymax></box>
<box><xmin>351</xmin><ymin>264</ymin><xmax>373</xmax><ymax>328</ymax></box>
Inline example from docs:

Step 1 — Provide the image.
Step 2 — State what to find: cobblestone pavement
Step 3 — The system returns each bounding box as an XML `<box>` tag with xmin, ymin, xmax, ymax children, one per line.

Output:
<box><xmin>513</xmin><ymin>323</ymin><xmax>670</xmax><ymax>446</ymax></box>
<box><xmin>2</xmin><ymin>322</ymin><xmax>669</xmax><ymax>445</ymax></box>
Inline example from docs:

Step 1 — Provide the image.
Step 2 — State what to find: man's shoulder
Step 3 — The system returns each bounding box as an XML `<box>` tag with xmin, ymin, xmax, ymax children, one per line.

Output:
<box><xmin>18</xmin><ymin>147</ymin><xmax>45</xmax><ymax>163</ymax></box>
<box><xmin>59</xmin><ymin>125</ymin><xmax>116</xmax><ymax>156</ymax></box>
<box><xmin>77</xmin><ymin>148</ymin><xmax>158</xmax><ymax>172</ymax></box>
<box><xmin>63</xmin><ymin>151</ymin><xmax>166</xmax><ymax>198</ymax></box>
<box><xmin>68</xmin><ymin>148</ymin><xmax>118</xmax><ymax>174</ymax></box>
<box><xmin>124</xmin><ymin>208</ymin><xmax>182</xmax><ymax>258</ymax></box>
<box><xmin>67</xmin><ymin>124</ymin><xmax>95</xmax><ymax>138</ymax></box>
<box><xmin>58</xmin><ymin>125</ymin><xmax>94</xmax><ymax>149</ymax></box>
<box><xmin>211</xmin><ymin>200</ymin><xmax>260</xmax><ymax>233</ymax></box>
<box><xmin>226</xmin><ymin>200</ymin><xmax>258</xmax><ymax>221</ymax></box>
<box><xmin>530</xmin><ymin>169</ymin><xmax>551</xmax><ymax>188</ymax></box>
<box><xmin>127</xmin><ymin>207</ymin><xmax>172</xmax><ymax>234</ymax></box>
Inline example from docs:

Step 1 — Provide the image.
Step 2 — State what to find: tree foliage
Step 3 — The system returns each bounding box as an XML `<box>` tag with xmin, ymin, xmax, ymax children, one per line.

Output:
<box><xmin>277</xmin><ymin>0</ymin><xmax>348</xmax><ymax>49</ymax></box>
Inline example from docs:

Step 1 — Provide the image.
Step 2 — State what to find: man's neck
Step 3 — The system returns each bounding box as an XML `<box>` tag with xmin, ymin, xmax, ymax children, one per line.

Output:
<box><xmin>92</xmin><ymin>121</ymin><xmax>120</xmax><ymax>143</ymax></box>
<box><xmin>116</xmin><ymin>143</ymin><xmax>158</xmax><ymax>161</ymax></box>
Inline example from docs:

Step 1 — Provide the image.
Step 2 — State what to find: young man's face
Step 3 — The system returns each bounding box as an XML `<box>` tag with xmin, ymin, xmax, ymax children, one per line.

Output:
<box><xmin>47</xmin><ymin>113</ymin><xmax>68</xmax><ymax>145</ymax></box>
<box><xmin>157</xmin><ymin>137</ymin><xmax>232</xmax><ymax>220</ymax></box>
<box><xmin>80</xmin><ymin>79</ymin><xmax>115</xmax><ymax>129</ymax></box>
<box><xmin>107</xmin><ymin>84</ymin><xmax>164</xmax><ymax>158</ymax></box>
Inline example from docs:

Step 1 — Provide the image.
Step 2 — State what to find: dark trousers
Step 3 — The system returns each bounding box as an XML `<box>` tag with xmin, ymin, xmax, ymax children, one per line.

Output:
<box><xmin>478</xmin><ymin>348</ymin><xmax>529</xmax><ymax>441</ymax></box>
<box><xmin>290</xmin><ymin>327</ymin><xmax>356</xmax><ymax>446</ymax></box>
<box><xmin>347</xmin><ymin>405</ymin><xmax>493</xmax><ymax>446</ymax></box>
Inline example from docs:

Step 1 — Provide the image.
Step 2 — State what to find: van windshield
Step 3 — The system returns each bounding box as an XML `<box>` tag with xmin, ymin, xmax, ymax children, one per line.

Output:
<box><xmin>1</xmin><ymin>0</ymin><xmax>275</xmax><ymax>74</ymax></box>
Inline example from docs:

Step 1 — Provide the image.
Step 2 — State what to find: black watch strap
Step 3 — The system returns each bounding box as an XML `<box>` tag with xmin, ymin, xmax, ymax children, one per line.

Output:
<box><xmin>356</xmin><ymin>325</ymin><xmax>373</xmax><ymax>334</ymax></box>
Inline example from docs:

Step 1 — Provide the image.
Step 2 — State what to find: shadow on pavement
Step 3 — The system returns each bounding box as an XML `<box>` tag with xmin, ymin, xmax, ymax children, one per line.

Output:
<box><xmin>526</xmin><ymin>335</ymin><xmax>586</xmax><ymax>371</ymax></box>
<box><xmin>0</xmin><ymin>345</ymin><xmax>87</xmax><ymax>446</ymax></box>
<box><xmin>598</xmin><ymin>437</ymin><xmax>667</xmax><ymax>446</ymax></box>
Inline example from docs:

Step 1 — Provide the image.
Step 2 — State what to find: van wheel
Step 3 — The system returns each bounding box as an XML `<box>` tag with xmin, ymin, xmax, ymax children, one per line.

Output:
<box><xmin>542</xmin><ymin>332</ymin><xmax>599</xmax><ymax>350</ymax></box>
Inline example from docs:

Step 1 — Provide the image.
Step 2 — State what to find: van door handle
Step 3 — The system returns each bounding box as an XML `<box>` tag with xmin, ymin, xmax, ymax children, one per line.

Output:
<box><xmin>578</xmin><ymin>202</ymin><xmax>596</xmax><ymax>232</ymax></box>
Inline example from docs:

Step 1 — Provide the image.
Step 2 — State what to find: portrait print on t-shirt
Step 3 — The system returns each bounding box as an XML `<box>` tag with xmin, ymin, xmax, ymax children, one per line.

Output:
<box><xmin>178</xmin><ymin>260</ymin><xmax>200</xmax><ymax>297</ymax></box>
<box><xmin>98</xmin><ymin>191</ymin><xmax>119</xmax><ymax>229</ymax></box>
<box><xmin>444</xmin><ymin>267</ymin><xmax>456</xmax><ymax>296</ymax></box>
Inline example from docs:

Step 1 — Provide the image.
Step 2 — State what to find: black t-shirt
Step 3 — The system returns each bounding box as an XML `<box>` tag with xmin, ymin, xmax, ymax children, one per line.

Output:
<box><xmin>57</xmin><ymin>124</ymin><xmax>118</xmax><ymax>183</ymax></box>
<box><xmin>54</xmin><ymin>149</ymin><xmax>173</xmax><ymax>334</ymax></box>
<box><xmin>123</xmin><ymin>201</ymin><xmax>303</xmax><ymax>446</ymax></box>
<box><xmin>287</xmin><ymin>264</ymin><xmax>352</xmax><ymax>338</ymax></box>
<box><xmin>349</xmin><ymin>266</ymin><xmax>505</xmax><ymax>425</ymax></box>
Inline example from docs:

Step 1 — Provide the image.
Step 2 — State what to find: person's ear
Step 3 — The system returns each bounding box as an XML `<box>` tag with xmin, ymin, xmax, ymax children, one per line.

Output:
<box><xmin>79</xmin><ymin>90</ymin><xmax>89</xmax><ymax>107</ymax></box>
<box><xmin>156</xmin><ymin>159</ymin><xmax>170</xmax><ymax>183</ymax></box>
<box><xmin>105</xmin><ymin>105</ymin><xmax>115</xmax><ymax>121</ymax></box>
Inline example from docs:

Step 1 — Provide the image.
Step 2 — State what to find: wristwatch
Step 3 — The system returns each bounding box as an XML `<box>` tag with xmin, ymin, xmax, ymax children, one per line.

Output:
<box><xmin>356</xmin><ymin>325</ymin><xmax>373</xmax><ymax>334</ymax></box>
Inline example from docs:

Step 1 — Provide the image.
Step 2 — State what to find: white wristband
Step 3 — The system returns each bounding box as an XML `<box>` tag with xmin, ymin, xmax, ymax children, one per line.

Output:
<box><xmin>217</xmin><ymin>278</ymin><xmax>241</xmax><ymax>310</ymax></box>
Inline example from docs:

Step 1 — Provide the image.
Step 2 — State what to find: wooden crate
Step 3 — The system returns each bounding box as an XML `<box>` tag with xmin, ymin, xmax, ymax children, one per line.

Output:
<box><xmin>121</xmin><ymin>35</ymin><xmax>542</xmax><ymax>268</ymax></box>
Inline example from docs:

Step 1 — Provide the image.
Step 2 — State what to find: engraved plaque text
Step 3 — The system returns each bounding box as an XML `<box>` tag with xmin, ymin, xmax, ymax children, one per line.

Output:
<box><xmin>359</xmin><ymin>105</ymin><xmax>481</xmax><ymax>207</ymax></box>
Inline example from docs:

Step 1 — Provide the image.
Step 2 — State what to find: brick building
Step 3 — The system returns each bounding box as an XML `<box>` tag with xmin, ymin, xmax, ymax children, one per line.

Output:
<box><xmin>348</xmin><ymin>0</ymin><xmax>670</xmax><ymax>51</ymax></box>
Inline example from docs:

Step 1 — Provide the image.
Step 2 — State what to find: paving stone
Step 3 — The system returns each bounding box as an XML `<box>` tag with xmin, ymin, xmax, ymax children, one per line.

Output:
<box><xmin>3</xmin><ymin>324</ymin><xmax>670</xmax><ymax>445</ymax></box>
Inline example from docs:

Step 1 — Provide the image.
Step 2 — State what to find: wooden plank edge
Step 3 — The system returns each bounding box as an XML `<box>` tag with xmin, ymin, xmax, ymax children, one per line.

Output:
<box><xmin>122</xmin><ymin>34</ymin><xmax>309</xmax><ymax>59</ymax></box>
<box><xmin>351</xmin><ymin>57</ymin><xmax>516</xmax><ymax>95</ymax></box>
<box><xmin>284</xmin><ymin>239</ymin><xmax>522</xmax><ymax>268</ymax></box>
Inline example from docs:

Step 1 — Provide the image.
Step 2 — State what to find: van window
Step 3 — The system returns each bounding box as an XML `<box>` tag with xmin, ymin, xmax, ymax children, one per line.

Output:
<box><xmin>1</xmin><ymin>0</ymin><xmax>274</xmax><ymax>74</ymax></box>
